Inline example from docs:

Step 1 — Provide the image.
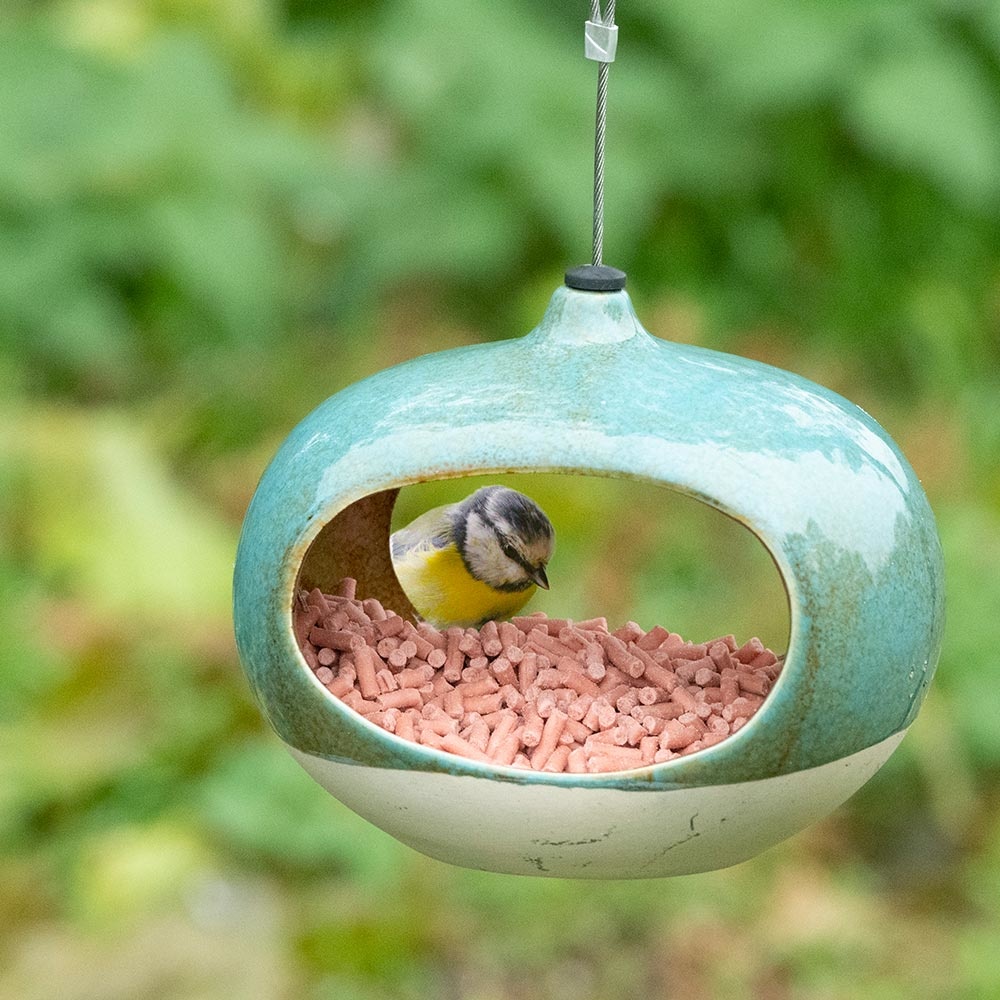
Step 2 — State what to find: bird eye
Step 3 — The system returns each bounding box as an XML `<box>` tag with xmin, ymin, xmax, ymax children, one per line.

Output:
<box><xmin>497</xmin><ymin>535</ymin><xmax>528</xmax><ymax>566</ymax></box>
<box><xmin>499</xmin><ymin>538</ymin><xmax>521</xmax><ymax>563</ymax></box>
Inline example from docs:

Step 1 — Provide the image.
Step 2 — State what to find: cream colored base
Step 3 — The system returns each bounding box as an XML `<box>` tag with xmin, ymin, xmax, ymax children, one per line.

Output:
<box><xmin>288</xmin><ymin>730</ymin><xmax>906</xmax><ymax>879</ymax></box>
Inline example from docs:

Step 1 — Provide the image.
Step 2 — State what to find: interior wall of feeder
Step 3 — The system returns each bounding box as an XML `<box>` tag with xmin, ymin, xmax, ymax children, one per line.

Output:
<box><xmin>295</xmin><ymin>488</ymin><xmax>419</xmax><ymax>620</ymax></box>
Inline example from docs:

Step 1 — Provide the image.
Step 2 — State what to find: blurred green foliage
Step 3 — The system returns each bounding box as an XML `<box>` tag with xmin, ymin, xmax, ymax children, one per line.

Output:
<box><xmin>2</xmin><ymin>0</ymin><xmax>999</xmax><ymax>997</ymax></box>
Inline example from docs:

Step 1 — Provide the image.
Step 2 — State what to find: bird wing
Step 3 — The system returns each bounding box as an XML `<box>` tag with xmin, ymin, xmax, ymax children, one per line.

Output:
<box><xmin>389</xmin><ymin>503</ymin><xmax>456</xmax><ymax>561</ymax></box>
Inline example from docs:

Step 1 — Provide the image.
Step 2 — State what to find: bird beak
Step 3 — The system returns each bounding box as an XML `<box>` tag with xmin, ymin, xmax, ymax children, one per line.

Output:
<box><xmin>531</xmin><ymin>566</ymin><xmax>550</xmax><ymax>590</ymax></box>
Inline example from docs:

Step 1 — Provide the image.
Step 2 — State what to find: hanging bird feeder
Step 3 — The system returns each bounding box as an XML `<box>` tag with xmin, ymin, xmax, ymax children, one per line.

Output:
<box><xmin>233</xmin><ymin>3</ymin><xmax>944</xmax><ymax>878</ymax></box>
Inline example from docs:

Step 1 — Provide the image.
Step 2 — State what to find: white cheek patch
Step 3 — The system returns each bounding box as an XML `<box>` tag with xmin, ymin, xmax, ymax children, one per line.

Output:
<box><xmin>462</xmin><ymin>513</ymin><xmax>528</xmax><ymax>588</ymax></box>
<box><xmin>478</xmin><ymin>545</ymin><xmax>524</xmax><ymax>588</ymax></box>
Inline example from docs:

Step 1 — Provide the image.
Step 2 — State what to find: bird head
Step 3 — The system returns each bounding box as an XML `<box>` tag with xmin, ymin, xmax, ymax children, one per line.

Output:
<box><xmin>454</xmin><ymin>487</ymin><xmax>554</xmax><ymax>592</ymax></box>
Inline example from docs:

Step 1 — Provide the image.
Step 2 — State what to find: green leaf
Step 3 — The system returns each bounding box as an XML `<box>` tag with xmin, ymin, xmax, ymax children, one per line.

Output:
<box><xmin>4</xmin><ymin>408</ymin><xmax>236</xmax><ymax>633</ymax></box>
<box><xmin>845</xmin><ymin>43</ymin><xmax>1000</xmax><ymax>205</ymax></box>
<box><xmin>196</xmin><ymin>740</ymin><xmax>411</xmax><ymax>879</ymax></box>
<box><xmin>636</xmin><ymin>0</ymin><xmax>867</xmax><ymax>110</ymax></box>
<box><xmin>931</xmin><ymin>500</ymin><xmax>1000</xmax><ymax>765</ymax></box>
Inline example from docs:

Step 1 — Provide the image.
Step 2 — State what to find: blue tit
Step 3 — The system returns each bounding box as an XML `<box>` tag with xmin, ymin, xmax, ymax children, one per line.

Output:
<box><xmin>390</xmin><ymin>486</ymin><xmax>555</xmax><ymax>628</ymax></box>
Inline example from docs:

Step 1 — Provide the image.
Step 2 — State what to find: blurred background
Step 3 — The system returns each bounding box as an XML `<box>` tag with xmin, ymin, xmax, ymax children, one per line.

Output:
<box><xmin>2</xmin><ymin>0</ymin><xmax>999</xmax><ymax>997</ymax></box>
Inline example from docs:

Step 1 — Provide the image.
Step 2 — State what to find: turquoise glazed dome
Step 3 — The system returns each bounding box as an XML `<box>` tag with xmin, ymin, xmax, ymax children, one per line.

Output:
<box><xmin>233</xmin><ymin>283</ymin><xmax>944</xmax><ymax>878</ymax></box>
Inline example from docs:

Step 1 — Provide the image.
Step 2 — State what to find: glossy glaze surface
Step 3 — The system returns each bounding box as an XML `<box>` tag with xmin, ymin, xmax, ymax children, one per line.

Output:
<box><xmin>234</xmin><ymin>284</ymin><xmax>943</xmax><ymax>822</ymax></box>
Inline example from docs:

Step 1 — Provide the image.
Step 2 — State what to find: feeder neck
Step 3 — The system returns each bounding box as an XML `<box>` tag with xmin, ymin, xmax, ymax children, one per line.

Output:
<box><xmin>534</xmin><ymin>282</ymin><xmax>643</xmax><ymax>345</ymax></box>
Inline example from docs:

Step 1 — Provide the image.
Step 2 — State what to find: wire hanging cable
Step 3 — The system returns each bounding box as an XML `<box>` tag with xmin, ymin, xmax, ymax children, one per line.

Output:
<box><xmin>566</xmin><ymin>2</ymin><xmax>624</xmax><ymax>289</ymax></box>
<box><xmin>588</xmin><ymin>1</ymin><xmax>617</xmax><ymax>267</ymax></box>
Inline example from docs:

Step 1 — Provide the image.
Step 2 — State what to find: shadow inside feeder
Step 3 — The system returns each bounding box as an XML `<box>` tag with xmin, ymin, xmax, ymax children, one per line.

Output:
<box><xmin>293</xmin><ymin>473</ymin><xmax>790</xmax><ymax>773</ymax></box>
<box><xmin>296</xmin><ymin>486</ymin><xmax>417</xmax><ymax>620</ymax></box>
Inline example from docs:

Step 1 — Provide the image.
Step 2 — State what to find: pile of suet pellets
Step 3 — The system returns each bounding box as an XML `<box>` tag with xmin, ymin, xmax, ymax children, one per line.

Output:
<box><xmin>294</xmin><ymin>579</ymin><xmax>782</xmax><ymax>773</ymax></box>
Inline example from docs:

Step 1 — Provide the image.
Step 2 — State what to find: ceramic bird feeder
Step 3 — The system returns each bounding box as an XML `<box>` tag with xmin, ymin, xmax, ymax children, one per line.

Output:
<box><xmin>233</xmin><ymin>276</ymin><xmax>943</xmax><ymax>877</ymax></box>
<box><xmin>232</xmin><ymin>6</ymin><xmax>943</xmax><ymax>878</ymax></box>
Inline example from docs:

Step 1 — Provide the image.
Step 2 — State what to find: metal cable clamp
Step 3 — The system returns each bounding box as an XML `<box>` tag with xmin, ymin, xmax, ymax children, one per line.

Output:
<box><xmin>584</xmin><ymin>19</ymin><xmax>618</xmax><ymax>62</ymax></box>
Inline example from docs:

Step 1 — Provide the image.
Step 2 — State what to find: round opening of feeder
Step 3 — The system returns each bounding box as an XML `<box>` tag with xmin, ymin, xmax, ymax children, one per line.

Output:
<box><xmin>291</xmin><ymin>471</ymin><xmax>791</xmax><ymax>777</ymax></box>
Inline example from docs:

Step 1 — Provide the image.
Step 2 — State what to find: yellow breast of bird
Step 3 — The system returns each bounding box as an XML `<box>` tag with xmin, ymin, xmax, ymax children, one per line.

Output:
<box><xmin>392</xmin><ymin>543</ymin><xmax>535</xmax><ymax>628</ymax></box>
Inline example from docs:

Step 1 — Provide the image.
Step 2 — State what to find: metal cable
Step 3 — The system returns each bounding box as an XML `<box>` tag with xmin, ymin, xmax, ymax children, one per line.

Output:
<box><xmin>590</xmin><ymin>1</ymin><xmax>616</xmax><ymax>267</ymax></box>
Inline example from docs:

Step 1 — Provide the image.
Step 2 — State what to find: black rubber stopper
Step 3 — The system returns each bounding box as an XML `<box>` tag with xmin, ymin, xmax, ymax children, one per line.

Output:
<box><xmin>565</xmin><ymin>264</ymin><xmax>627</xmax><ymax>291</ymax></box>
